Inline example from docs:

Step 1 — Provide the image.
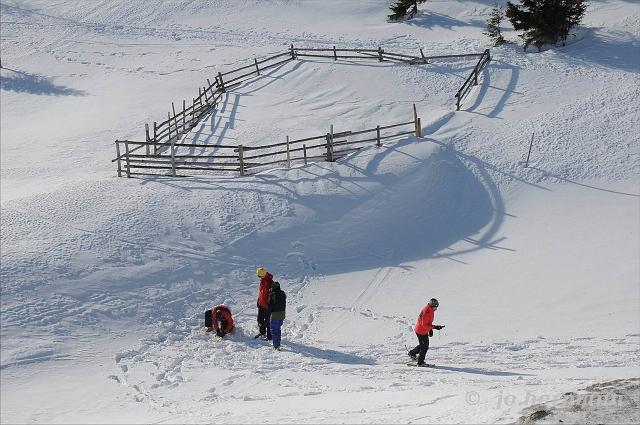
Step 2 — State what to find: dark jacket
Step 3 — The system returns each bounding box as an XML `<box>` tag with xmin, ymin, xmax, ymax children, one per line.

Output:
<box><xmin>267</xmin><ymin>282</ymin><xmax>286</xmax><ymax>320</ymax></box>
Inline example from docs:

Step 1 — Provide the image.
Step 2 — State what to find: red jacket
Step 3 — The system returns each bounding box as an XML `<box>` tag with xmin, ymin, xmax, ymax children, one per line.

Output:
<box><xmin>414</xmin><ymin>304</ymin><xmax>435</xmax><ymax>335</ymax></box>
<box><xmin>212</xmin><ymin>305</ymin><xmax>234</xmax><ymax>334</ymax></box>
<box><xmin>257</xmin><ymin>272</ymin><xmax>273</xmax><ymax>308</ymax></box>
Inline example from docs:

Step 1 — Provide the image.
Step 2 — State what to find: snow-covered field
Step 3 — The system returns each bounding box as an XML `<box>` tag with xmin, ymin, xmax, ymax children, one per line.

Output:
<box><xmin>1</xmin><ymin>0</ymin><xmax>639</xmax><ymax>423</ymax></box>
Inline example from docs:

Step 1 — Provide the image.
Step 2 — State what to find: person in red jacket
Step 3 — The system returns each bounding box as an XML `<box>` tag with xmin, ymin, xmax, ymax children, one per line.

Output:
<box><xmin>255</xmin><ymin>266</ymin><xmax>273</xmax><ymax>340</ymax></box>
<box><xmin>408</xmin><ymin>298</ymin><xmax>445</xmax><ymax>366</ymax></box>
<box><xmin>204</xmin><ymin>304</ymin><xmax>235</xmax><ymax>338</ymax></box>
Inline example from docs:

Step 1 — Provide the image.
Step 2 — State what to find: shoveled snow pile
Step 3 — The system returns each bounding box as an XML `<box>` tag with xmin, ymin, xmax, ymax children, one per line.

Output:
<box><xmin>1</xmin><ymin>0</ymin><xmax>638</xmax><ymax>423</ymax></box>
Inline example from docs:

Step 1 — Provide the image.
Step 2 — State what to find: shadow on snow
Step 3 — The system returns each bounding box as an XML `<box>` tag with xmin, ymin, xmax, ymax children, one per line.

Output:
<box><xmin>0</xmin><ymin>68</ymin><xmax>88</xmax><ymax>96</ymax></box>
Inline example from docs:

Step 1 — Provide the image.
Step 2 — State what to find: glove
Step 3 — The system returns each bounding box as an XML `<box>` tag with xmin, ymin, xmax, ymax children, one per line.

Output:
<box><xmin>434</xmin><ymin>325</ymin><xmax>445</xmax><ymax>330</ymax></box>
<box><xmin>429</xmin><ymin>330</ymin><xmax>433</xmax><ymax>337</ymax></box>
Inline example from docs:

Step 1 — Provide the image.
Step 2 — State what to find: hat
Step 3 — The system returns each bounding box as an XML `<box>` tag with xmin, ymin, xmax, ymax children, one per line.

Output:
<box><xmin>271</xmin><ymin>281</ymin><xmax>280</xmax><ymax>290</ymax></box>
<box><xmin>429</xmin><ymin>298</ymin><xmax>439</xmax><ymax>307</ymax></box>
<box><xmin>256</xmin><ymin>267</ymin><xmax>267</xmax><ymax>278</ymax></box>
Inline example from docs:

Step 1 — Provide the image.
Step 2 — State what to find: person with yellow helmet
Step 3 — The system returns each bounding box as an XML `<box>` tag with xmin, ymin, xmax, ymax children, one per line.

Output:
<box><xmin>254</xmin><ymin>266</ymin><xmax>274</xmax><ymax>340</ymax></box>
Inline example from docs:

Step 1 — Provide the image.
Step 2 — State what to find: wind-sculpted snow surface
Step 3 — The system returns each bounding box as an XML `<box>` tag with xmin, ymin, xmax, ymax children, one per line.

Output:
<box><xmin>1</xmin><ymin>0</ymin><xmax>639</xmax><ymax>423</ymax></box>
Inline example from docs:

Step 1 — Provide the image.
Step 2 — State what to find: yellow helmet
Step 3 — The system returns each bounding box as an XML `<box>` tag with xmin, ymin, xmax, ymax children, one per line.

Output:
<box><xmin>256</xmin><ymin>267</ymin><xmax>267</xmax><ymax>278</ymax></box>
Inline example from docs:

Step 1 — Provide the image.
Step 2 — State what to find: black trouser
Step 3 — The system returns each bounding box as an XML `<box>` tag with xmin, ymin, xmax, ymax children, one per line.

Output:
<box><xmin>216</xmin><ymin>318</ymin><xmax>229</xmax><ymax>337</ymax></box>
<box><xmin>204</xmin><ymin>309</ymin><xmax>213</xmax><ymax>328</ymax></box>
<box><xmin>408</xmin><ymin>333</ymin><xmax>430</xmax><ymax>364</ymax></box>
<box><xmin>257</xmin><ymin>306</ymin><xmax>272</xmax><ymax>338</ymax></box>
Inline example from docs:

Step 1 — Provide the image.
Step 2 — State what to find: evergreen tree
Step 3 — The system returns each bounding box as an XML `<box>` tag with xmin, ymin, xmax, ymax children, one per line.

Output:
<box><xmin>505</xmin><ymin>0</ymin><xmax>587</xmax><ymax>50</ymax></box>
<box><xmin>388</xmin><ymin>0</ymin><xmax>427</xmax><ymax>21</ymax></box>
<box><xmin>484</xmin><ymin>5</ymin><xmax>506</xmax><ymax>46</ymax></box>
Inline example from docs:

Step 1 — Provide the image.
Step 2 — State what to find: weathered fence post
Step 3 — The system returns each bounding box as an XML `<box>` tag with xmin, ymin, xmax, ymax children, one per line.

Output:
<box><xmin>455</xmin><ymin>94</ymin><xmax>461</xmax><ymax>111</ymax></box>
<box><xmin>170</xmin><ymin>139</ymin><xmax>177</xmax><ymax>177</ymax></box>
<box><xmin>124</xmin><ymin>140</ymin><xmax>131</xmax><ymax>178</ymax></box>
<box><xmin>145</xmin><ymin>123</ymin><xmax>151</xmax><ymax>155</ymax></box>
<box><xmin>303</xmin><ymin>144</ymin><xmax>307</xmax><ymax>165</ymax></box>
<box><xmin>206</xmin><ymin>78</ymin><xmax>213</xmax><ymax>102</ymax></box>
<box><xmin>290</xmin><ymin>44</ymin><xmax>296</xmax><ymax>59</ymax></box>
<box><xmin>182</xmin><ymin>99</ymin><xmax>186</xmax><ymax>130</ymax></box>
<box><xmin>167</xmin><ymin>111</ymin><xmax>172</xmax><ymax>143</ymax></box>
<box><xmin>153</xmin><ymin>121</ymin><xmax>158</xmax><ymax>154</ymax></box>
<box><xmin>115</xmin><ymin>141</ymin><xmax>122</xmax><ymax>177</ymax></box>
<box><xmin>286</xmin><ymin>135</ymin><xmax>291</xmax><ymax>169</ymax></box>
<box><xmin>325</xmin><ymin>133</ymin><xmax>333</xmax><ymax>162</ymax></box>
<box><xmin>330</xmin><ymin>124</ymin><xmax>335</xmax><ymax>160</ymax></box>
<box><xmin>378</xmin><ymin>46</ymin><xmax>384</xmax><ymax>62</ymax></box>
<box><xmin>525</xmin><ymin>132</ymin><xmax>535</xmax><ymax>168</ymax></box>
<box><xmin>485</xmin><ymin>48</ymin><xmax>491</xmax><ymax>62</ymax></box>
<box><xmin>238</xmin><ymin>145</ymin><xmax>245</xmax><ymax>176</ymax></box>
<box><xmin>327</xmin><ymin>125</ymin><xmax>336</xmax><ymax>161</ymax></box>
<box><xmin>419</xmin><ymin>48</ymin><xmax>426</xmax><ymax>64</ymax></box>
<box><xmin>376</xmin><ymin>125</ymin><xmax>381</xmax><ymax>147</ymax></box>
<box><xmin>333</xmin><ymin>46</ymin><xmax>337</xmax><ymax>61</ymax></box>
<box><xmin>217</xmin><ymin>72</ymin><xmax>226</xmax><ymax>92</ymax></box>
<box><xmin>254</xmin><ymin>58</ymin><xmax>260</xmax><ymax>75</ymax></box>
<box><xmin>172</xmin><ymin>102</ymin><xmax>178</xmax><ymax>135</ymax></box>
<box><xmin>413</xmin><ymin>104</ymin><xmax>422</xmax><ymax>137</ymax></box>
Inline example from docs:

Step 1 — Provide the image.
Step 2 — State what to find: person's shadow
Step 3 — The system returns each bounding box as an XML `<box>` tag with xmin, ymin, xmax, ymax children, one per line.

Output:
<box><xmin>281</xmin><ymin>341</ymin><xmax>376</xmax><ymax>365</ymax></box>
<box><xmin>429</xmin><ymin>365</ymin><xmax>534</xmax><ymax>377</ymax></box>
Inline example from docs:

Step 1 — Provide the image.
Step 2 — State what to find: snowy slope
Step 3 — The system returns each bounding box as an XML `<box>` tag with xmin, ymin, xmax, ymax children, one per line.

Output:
<box><xmin>1</xmin><ymin>0</ymin><xmax>639</xmax><ymax>423</ymax></box>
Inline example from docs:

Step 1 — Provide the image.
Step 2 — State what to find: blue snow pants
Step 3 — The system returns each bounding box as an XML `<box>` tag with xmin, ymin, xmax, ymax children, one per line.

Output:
<box><xmin>269</xmin><ymin>318</ymin><xmax>284</xmax><ymax>348</ymax></box>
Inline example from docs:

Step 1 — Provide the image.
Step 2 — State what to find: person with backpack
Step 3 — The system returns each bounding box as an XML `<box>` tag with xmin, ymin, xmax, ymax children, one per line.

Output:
<box><xmin>204</xmin><ymin>304</ymin><xmax>235</xmax><ymax>338</ymax></box>
<box><xmin>408</xmin><ymin>298</ymin><xmax>444</xmax><ymax>366</ymax></box>
<box><xmin>255</xmin><ymin>266</ymin><xmax>273</xmax><ymax>340</ymax></box>
<box><xmin>267</xmin><ymin>281</ymin><xmax>286</xmax><ymax>350</ymax></box>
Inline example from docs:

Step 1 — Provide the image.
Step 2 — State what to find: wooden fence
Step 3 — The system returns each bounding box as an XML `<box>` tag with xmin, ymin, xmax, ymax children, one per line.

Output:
<box><xmin>454</xmin><ymin>49</ymin><xmax>491</xmax><ymax>111</ymax></box>
<box><xmin>113</xmin><ymin>106</ymin><xmax>422</xmax><ymax>178</ymax></box>
<box><xmin>145</xmin><ymin>50</ymin><xmax>297</xmax><ymax>155</ymax></box>
<box><xmin>114</xmin><ymin>45</ymin><xmax>490</xmax><ymax>177</ymax></box>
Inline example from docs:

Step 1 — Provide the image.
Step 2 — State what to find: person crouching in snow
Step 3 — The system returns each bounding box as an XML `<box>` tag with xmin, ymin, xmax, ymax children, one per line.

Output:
<box><xmin>255</xmin><ymin>266</ymin><xmax>274</xmax><ymax>340</ymax></box>
<box><xmin>408</xmin><ymin>298</ymin><xmax>444</xmax><ymax>366</ymax></box>
<box><xmin>267</xmin><ymin>281</ymin><xmax>286</xmax><ymax>350</ymax></box>
<box><xmin>204</xmin><ymin>304</ymin><xmax>235</xmax><ymax>338</ymax></box>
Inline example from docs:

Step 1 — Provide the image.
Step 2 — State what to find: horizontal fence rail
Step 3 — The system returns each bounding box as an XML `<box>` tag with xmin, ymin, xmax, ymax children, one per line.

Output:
<box><xmin>114</xmin><ymin>45</ymin><xmax>490</xmax><ymax>178</ymax></box>
<box><xmin>113</xmin><ymin>106</ymin><xmax>423</xmax><ymax>178</ymax></box>
<box><xmin>454</xmin><ymin>49</ymin><xmax>491</xmax><ymax>111</ymax></box>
